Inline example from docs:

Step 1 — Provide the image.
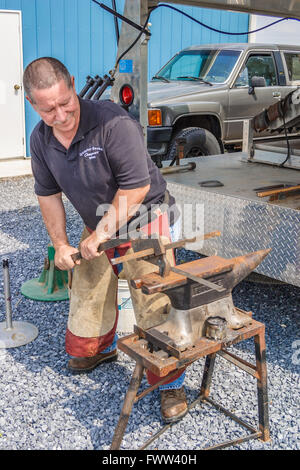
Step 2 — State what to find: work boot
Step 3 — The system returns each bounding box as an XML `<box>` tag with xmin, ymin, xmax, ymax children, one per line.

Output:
<box><xmin>160</xmin><ymin>387</ymin><xmax>188</xmax><ymax>423</ymax></box>
<box><xmin>67</xmin><ymin>349</ymin><xmax>118</xmax><ymax>373</ymax></box>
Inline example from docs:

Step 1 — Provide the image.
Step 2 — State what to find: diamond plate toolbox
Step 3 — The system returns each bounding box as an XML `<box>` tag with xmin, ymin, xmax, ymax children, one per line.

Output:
<box><xmin>167</xmin><ymin>181</ymin><xmax>300</xmax><ymax>287</ymax></box>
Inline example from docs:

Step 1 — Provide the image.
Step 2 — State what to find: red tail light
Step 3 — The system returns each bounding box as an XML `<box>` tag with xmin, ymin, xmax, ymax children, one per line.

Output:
<box><xmin>120</xmin><ymin>85</ymin><xmax>134</xmax><ymax>106</ymax></box>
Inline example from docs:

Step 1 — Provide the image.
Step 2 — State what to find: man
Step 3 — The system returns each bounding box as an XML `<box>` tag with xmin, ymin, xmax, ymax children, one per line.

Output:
<box><xmin>23</xmin><ymin>57</ymin><xmax>187</xmax><ymax>423</ymax></box>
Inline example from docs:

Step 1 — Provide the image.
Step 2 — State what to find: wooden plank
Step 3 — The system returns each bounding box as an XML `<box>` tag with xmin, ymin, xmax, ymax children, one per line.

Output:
<box><xmin>132</xmin><ymin>256</ymin><xmax>233</xmax><ymax>293</ymax></box>
<box><xmin>257</xmin><ymin>184</ymin><xmax>300</xmax><ymax>197</ymax></box>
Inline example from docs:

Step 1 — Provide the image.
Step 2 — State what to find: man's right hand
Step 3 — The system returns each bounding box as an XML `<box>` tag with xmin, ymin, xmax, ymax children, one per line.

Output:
<box><xmin>54</xmin><ymin>244</ymin><xmax>81</xmax><ymax>270</ymax></box>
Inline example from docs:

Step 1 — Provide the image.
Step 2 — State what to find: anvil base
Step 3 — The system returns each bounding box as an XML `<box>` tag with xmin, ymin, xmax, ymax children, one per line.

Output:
<box><xmin>110</xmin><ymin>312</ymin><xmax>270</xmax><ymax>450</ymax></box>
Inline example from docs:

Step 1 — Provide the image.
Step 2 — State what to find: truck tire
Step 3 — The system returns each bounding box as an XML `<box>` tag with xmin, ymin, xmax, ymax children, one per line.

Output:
<box><xmin>166</xmin><ymin>127</ymin><xmax>222</xmax><ymax>161</ymax></box>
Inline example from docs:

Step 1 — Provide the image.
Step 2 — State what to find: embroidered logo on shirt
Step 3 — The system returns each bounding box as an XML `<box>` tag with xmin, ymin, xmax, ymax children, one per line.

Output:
<box><xmin>80</xmin><ymin>147</ymin><xmax>103</xmax><ymax>160</ymax></box>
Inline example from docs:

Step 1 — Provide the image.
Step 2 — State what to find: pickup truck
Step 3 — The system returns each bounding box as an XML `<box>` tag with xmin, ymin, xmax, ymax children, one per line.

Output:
<box><xmin>147</xmin><ymin>43</ymin><xmax>300</xmax><ymax>166</ymax></box>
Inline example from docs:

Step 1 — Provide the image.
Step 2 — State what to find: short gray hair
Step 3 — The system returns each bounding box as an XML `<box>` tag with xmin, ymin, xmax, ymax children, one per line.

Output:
<box><xmin>23</xmin><ymin>57</ymin><xmax>72</xmax><ymax>103</ymax></box>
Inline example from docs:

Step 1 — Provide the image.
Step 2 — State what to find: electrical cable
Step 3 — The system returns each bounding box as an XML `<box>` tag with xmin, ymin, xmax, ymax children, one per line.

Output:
<box><xmin>279</xmin><ymin>98</ymin><xmax>291</xmax><ymax>167</ymax></box>
<box><xmin>92</xmin><ymin>0</ymin><xmax>300</xmax><ymax>76</ymax></box>
<box><xmin>92</xmin><ymin>0</ymin><xmax>298</xmax><ymax>164</ymax></box>
<box><xmin>113</xmin><ymin>10</ymin><xmax>152</xmax><ymax>73</ymax></box>
<box><xmin>153</xmin><ymin>4</ymin><xmax>300</xmax><ymax>37</ymax></box>
<box><xmin>111</xmin><ymin>0</ymin><xmax>120</xmax><ymax>45</ymax></box>
<box><xmin>92</xmin><ymin>0</ymin><xmax>153</xmax><ymax>76</ymax></box>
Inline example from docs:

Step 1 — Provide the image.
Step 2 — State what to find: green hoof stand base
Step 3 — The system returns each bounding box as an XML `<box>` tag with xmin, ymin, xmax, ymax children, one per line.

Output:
<box><xmin>21</xmin><ymin>245</ymin><xmax>69</xmax><ymax>302</ymax></box>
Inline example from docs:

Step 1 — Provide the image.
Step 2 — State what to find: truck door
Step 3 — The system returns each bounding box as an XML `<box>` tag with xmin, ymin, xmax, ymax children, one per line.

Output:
<box><xmin>227</xmin><ymin>51</ymin><xmax>293</xmax><ymax>142</ymax></box>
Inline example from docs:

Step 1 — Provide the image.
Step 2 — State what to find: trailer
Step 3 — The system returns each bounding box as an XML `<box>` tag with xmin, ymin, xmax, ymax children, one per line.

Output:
<box><xmin>101</xmin><ymin>0</ymin><xmax>300</xmax><ymax>287</ymax></box>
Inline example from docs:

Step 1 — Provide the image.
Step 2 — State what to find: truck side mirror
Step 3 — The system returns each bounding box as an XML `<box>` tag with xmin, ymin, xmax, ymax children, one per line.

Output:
<box><xmin>248</xmin><ymin>76</ymin><xmax>266</xmax><ymax>95</ymax></box>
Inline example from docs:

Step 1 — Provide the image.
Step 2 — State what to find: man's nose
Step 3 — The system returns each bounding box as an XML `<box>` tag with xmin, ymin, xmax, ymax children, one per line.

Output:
<box><xmin>55</xmin><ymin>106</ymin><xmax>68</xmax><ymax>122</ymax></box>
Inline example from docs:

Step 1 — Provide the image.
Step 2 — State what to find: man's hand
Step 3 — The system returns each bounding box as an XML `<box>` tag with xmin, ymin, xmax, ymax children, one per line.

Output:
<box><xmin>79</xmin><ymin>231</ymin><xmax>110</xmax><ymax>261</ymax></box>
<box><xmin>78</xmin><ymin>185</ymin><xmax>150</xmax><ymax>262</ymax></box>
<box><xmin>55</xmin><ymin>244</ymin><xmax>81</xmax><ymax>270</ymax></box>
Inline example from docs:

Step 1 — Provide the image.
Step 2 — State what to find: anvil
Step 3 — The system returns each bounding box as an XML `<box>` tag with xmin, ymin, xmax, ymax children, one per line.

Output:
<box><xmin>130</xmin><ymin>249</ymin><xmax>271</xmax><ymax>355</ymax></box>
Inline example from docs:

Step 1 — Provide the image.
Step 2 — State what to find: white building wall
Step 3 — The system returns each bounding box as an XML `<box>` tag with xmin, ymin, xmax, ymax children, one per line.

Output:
<box><xmin>249</xmin><ymin>15</ymin><xmax>300</xmax><ymax>45</ymax></box>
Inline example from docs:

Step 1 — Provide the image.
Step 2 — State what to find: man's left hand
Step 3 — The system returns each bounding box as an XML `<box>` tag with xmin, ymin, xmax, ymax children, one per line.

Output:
<box><xmin>79</xmin><ymin>231</ymin><xmax>109</xmax><ymax>260</ymax></box>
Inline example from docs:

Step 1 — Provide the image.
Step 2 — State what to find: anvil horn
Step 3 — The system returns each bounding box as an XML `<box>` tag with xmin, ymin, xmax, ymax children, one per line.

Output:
<box><xmin>229</xmin><ymin>248</ymin><xmax>271</xmax><ymax>289</ymax></box>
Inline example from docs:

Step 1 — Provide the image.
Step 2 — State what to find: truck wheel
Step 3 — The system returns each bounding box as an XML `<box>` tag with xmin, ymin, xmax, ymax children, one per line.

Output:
<box><xmin>166</xmin><ymin>127</ymin><xmax>222</xmax><ymax>161</ymax></box>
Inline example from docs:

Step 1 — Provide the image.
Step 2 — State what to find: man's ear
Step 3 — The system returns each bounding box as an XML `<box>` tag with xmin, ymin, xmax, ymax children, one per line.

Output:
<box><xmin>71</xmin><ymin>76</ymin><xmax>76</xmax><ymax>91</ymax></box>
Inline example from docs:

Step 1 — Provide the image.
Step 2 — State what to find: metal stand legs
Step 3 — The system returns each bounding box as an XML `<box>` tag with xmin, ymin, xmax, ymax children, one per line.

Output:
<box><xmin>111</xmin><ymin>363</ymin><xmax>145</xmax><ymax>450</ymax></box>
<box><xmin>110</xmin><ymin>323</ymin><xmax>270</xmax><ymax>450</ymax></box>
<box><xmin>199</xmin><ymin>329</ymin><xmax>270</xmax><ymax>449</ymax></box>
<box><xmin>255</xmin><ymin>330</ymin><xmax>270</xmax><ymax>442</ymax></box>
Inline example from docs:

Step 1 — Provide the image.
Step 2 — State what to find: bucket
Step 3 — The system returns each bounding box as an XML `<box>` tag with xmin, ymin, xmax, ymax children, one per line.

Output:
<box><xmin>117</xmin><ymin>280</ymin><xmax>136</xmax><ymax>333</ymax></box>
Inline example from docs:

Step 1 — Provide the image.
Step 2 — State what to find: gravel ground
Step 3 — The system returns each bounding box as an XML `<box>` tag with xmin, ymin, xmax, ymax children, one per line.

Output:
<box><xmin>0</xmin><ymin>176</ymin><xmax>299</xmax><ymax>451</ymax></box>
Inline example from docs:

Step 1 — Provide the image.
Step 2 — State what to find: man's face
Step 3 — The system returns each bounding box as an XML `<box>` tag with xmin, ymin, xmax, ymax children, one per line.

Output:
<box><xmin>28</xmin><ymin>77</ymin><xmax>80</xmax><ymax>135</ymax></box>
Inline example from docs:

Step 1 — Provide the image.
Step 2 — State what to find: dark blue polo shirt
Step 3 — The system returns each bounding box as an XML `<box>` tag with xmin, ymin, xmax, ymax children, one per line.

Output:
<box><xmin>30</xmin><ymin>98</ymin><xmax>173</xmax><ymax>231</ymax></box>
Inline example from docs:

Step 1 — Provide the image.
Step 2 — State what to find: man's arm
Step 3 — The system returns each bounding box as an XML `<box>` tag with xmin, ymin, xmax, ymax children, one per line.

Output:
<box><xmin>38</xmin><ymin>193</ymin><xmax>79</xmax><ymax>269</ymax></box>
<box><xmin>79</xmin><ymin>184</ymin><xmax>150</xmax><ymax>260</ymax></box>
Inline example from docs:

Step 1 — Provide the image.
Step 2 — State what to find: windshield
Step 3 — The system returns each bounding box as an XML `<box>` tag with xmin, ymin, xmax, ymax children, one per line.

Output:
<box><xmin>154</xmin><ymin>49</ymin><xmax>241</xmax><ymax>84</ymax></box>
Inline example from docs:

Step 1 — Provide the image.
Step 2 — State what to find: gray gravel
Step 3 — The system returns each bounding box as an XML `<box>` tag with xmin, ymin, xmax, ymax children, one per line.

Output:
<box><xmin>0</xmin><ymin>176</ymin><xmax>299</xmax><ymax>451</ymax></box>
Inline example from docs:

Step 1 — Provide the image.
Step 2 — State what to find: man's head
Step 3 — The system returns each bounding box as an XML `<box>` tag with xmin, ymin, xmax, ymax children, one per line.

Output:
<box><xmin>23</xmin><ymin>57</ymin><xmax>80</xmax><ymax>135</ymax></box>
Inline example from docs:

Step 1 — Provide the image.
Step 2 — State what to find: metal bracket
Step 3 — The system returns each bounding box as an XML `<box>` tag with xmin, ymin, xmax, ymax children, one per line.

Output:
<box><xmin>242</xmin><ymin>119</ymin><xmax>254</xmax><ymax>160</ymax></box>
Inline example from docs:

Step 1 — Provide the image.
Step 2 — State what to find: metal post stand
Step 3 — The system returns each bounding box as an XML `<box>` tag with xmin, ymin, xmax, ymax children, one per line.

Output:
<box><xmin>110</xmin><ymin>316</ymin><xmax>270</xmax><ymax>450</ymax></box>
<box><xmin>0</xmin><ymin>259</ymin><xmax>38</xmax><ymax>349</ymax></box>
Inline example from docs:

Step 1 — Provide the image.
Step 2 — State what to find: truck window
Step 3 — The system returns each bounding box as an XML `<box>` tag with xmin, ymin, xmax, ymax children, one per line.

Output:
<box><xmin>284</xmin><ymin>52</ymin><xmax>300</xmax><ymax>81</ymax></box>
<box><xmin>235</xmin><ymin>54</ymin><xmax>277</xmax><ymax>87</ymax></box>
<box><xmin>161</xmin><ymin>50</ymin><xmax>213</xmax><ymax>80</ymax></box>
<box><xmin>156</xmin><ymin>49</ymin><xmax>241</xmax><ymax>83</ymax></box>
<box><xmin>204</xmin><ymin>50</ymin><xmax>241</xmax><ymax>83</ymax></box>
